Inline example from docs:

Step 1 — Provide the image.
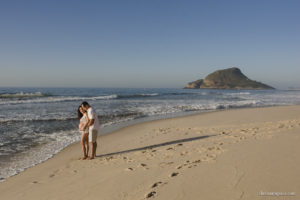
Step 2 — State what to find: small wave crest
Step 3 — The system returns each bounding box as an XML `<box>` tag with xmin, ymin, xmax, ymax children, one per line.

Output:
<box><xmin>0</xmin><ymin>92</ymin><xmax>210</xmax><ymax>105</ymax></box>
<box><xmin>0</xmin><ymin>111</ymin><xmax>143</xmax><ymax>124</ymax></box>
<box><xmin>0</xmin><ymin>93</ymin><xmax>163</xmax><ymax>105</ymax></box>
<box><xmin>0</xmin><ymin>94</ymin><xmax>118</xmax><ymax>105</ymax></box>
<box><xmin>0</xmin><ymin>92</ymin><xmax>51</xmax><ymax>99</ymax></box>
<box><xmin>117</xmin><ymin>93</ymin><xmax>159</xmax><ymax>99</ymax></box>
<box><xmin>227</xmin><ymin>92</ymin><xmax>251</xmax><ymax>95</ymax></box>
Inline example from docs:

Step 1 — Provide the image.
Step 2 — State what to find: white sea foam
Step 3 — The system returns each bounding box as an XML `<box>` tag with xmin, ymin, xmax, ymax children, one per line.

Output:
<box><xmin>227</xmin><ymin>92</ymin><xmax>251</xmax><ymax>95</ymax></box>
<box><xmin>128</xmin><ymin>99</ymin><xmax>262</xmax><ymax>118</ymax></box>
<box><xmin>0</xmin><ymin>94</ymin><xmax>118</xmax><ymax>105</ymax></box>
<box><xmin>141</xmin><ymin>93</ymin><xmax>159</xmax><ymax>96</ymax></box>
<box><xmin>0</xmin><ymin>129</ymin><xmax>80</xmax><ymax>182</ymax></box>
<box><xmin>0</xmin><ymin>93</ymin><xmax>161</xmax><ymax>105</ymax></box>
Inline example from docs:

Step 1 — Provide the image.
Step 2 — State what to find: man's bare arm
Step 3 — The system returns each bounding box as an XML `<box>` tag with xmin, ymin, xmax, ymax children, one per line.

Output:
<box><xmin>87</xmin><ymin>119</ymin><xmax>95</xmax><ymax>127</ymax></box>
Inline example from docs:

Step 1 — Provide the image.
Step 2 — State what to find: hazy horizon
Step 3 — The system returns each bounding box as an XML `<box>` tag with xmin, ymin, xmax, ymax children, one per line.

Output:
<box><xmin>1</xmin><ymin>1</ymin><xmax>299</xmax><ymax>89</ymax></box>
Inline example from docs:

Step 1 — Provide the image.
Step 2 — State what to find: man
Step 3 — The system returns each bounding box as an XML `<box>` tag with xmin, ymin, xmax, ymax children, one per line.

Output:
<box><xmin>81</xmin><ymin>101</ymin><xmax>99</xmax><ymax>160</ymax></box>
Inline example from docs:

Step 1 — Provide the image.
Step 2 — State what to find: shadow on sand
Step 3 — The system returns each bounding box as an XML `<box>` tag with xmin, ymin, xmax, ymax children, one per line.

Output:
<box><xmin>97</xmin><ymin>134</ymin><xmax>216</xmax><ymax>158</ymax></box>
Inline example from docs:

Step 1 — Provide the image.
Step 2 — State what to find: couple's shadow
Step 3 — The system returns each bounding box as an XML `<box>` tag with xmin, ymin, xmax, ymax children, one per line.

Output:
<box><xmin>96</xmin><ymin>134</ymin><xmax>215</xmax><ymax>158</ymax></box>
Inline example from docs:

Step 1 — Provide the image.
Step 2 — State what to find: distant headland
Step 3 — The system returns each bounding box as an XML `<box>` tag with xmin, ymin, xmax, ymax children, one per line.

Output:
<box><xmin>184</xmin><ymin>67</ymin><xmax>275</xmax><ymax>90</ymax></box>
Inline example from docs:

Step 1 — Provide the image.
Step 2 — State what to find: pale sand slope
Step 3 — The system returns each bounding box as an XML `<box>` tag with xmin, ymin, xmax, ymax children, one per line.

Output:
<box><xmin>0</xmin><ymin>106</ymin><xmax>300</xmax><ymax>200</ymax></box>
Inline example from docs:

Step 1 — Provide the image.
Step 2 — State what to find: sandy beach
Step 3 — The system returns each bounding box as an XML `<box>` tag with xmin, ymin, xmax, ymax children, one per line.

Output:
<box><xmin>0</xmin><ymin>105</ymin><xmax>299</xmax><ymax>200</ymax></box>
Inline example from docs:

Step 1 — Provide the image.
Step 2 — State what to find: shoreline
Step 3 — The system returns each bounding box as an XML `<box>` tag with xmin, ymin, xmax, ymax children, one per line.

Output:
<box><xmin>0</xmin><ymin>106</ymin><xmax>228</xmax><ymax>182</ymax></box>
<box><xmin>0</xmin><ymin>105</ymin><xmax>296</xmax><ymax>181</ymax></box>
<box><xmin>0</xmin><ymin>108</ymin><xmax>211</xmax><ymax>182</ymax></box>
<box><xmin>1</xmin><ymin>105</ymin><xmax>299</xmax><ymax>199</ymax></box>
<box><xmin>0</xmin><ymin>108</ymin><xmax>206</xmax><ymax>182</ymax></box>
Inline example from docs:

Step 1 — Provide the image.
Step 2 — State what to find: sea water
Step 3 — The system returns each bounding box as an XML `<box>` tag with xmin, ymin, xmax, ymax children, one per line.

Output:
<box><xmin>1</xmin><ymin>87</ymin><xmax>300</xmax><ymax>181</ymax></box>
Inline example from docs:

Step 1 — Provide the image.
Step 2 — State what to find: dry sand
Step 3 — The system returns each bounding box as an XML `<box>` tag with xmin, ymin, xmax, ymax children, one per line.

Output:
<box><xmin>0</xmin><ymin>106</ymin><xmax>299</xmax><ymax>200</ymax></box>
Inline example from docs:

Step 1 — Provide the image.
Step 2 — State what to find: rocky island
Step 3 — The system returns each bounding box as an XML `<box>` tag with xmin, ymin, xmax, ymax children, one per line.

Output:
<box><xmin>184</xmin><ymin>67</ymin><xmax>275</xmax><ymax>90</ymax></box>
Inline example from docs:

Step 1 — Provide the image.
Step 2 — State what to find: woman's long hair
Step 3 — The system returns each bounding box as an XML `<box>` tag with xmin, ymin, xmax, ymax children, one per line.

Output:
<box><xmin>77</xmin><ymin>106</ymin><xmax>83</xmax><ymax>120</ymax></box>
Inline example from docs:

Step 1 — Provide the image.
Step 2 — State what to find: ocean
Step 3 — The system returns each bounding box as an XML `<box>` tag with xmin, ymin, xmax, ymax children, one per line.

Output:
<box><xmin>1</xmin><ymin>87</ymin><xmax>300</xmax><ymax>181</ymax></box>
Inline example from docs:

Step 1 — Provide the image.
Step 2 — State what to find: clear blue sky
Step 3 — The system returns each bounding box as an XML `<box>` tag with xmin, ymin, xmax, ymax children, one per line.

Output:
<box><xmin>0</xmin><ymin>0</ymin><xmax>299</xmax><ymax>89</ymax></box>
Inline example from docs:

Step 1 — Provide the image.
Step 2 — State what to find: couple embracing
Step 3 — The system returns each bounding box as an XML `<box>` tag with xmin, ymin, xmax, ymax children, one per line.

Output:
<box><xmin>78</xmin><ymin>101</ymin><xmax>99</xmax><ymax>160</ymax></box>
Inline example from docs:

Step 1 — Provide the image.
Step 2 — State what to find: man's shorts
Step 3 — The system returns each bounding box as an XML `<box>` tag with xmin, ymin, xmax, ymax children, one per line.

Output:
<box><xmin>89</xmin><ymin>129</ymin><xmax>98</xmax><ymax>143</ymax></box>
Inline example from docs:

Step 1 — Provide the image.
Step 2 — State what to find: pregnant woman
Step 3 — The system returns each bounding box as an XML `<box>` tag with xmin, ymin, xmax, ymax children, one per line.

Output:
<box><xmin>78</xmin><ymin>106</ymin><xmax>89</xmax><ymax>160</ymax></box>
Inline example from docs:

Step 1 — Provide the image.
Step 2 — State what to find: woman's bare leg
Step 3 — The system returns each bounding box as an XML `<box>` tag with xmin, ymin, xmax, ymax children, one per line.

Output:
<box><xmin>80</xmin><ymin>133</ymin><xmax>87</xmax><ymax>159</ymax></box>
<box><xmin>84</xmin><ymin>133</ymin><xmax>89</xmax><ymax>157</ymax></box>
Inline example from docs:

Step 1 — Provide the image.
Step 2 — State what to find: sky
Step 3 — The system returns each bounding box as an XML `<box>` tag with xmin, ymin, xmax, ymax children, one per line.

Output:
<box><xmin>0</xmin><ymin>0</ymin><xmax>299</xmax><ymax>89</ymax></box>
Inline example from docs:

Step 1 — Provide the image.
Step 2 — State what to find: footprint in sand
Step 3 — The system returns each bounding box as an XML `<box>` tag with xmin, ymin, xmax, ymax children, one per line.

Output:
<box><xmin>176</xmin><ymin>159</ymin><xmax>202</xmax><ymax>170</ymax></box>
<box><xmin>145</xmin><ymin>191</ymin><xmax>156</xmax><ymax>198</ymax></box>
<box><xmin>49</xmin><ymin>174</ymin><xmax>55</xmax><ymax>178</ymax></box>
<box><xmin>146</xmin><ymin>181</ymin><xmax>167</xmax><ymax>199</ymax></box>
<box><xmin>206</xmin><ymin>152</ymin><xmax>216</xmax><ymax>158</ymax></box>
<box><xmin>125</xmin><ymin>167</ymin><xmax>134</xmax><ymax>171</ymax></box>
<box><xmin>221</xmin><ymin>131</ymin><xmax>230</xmax><ymax>135</ymax></box>
<box><xmin>209</xmin><ymin>146</ymin><xmax>223</xmax><ymax>152</ymax></box>
<box><xmin>170</xmin><ymin>172</ymin><xmax>179</xmax><ymax>177</ymax></box>
<box><xmin>176</xmin><ymin>161</ymin><xmax>189</xmax><ymax>169</ymax></box>
<box><xmin>49</xmin><ymin>169</ymin><xmax>60</xmax><ymax>178</ymax></box>
<box><xmin>105</xmin><ymin>156</ymin><xmax>114</xmax><ymax>161</ymax></box>
<box><xmin>31</xmin><ymin>181</ymin><xmax>38</xmax><ymax>184</ymax></box>
<box><xmin>207</xmin><ymin>146</ymin><xmax>215</xmax><ymax>151</ymax></box>
<box><xmin>278</xmin><ymin>124</ymin><xmax>285</xmax><ymax>128</ymax></box>
<box><xmin>193</xmin><ymin>159</ymin><xmax>201</xmax><ymax>164</ymax></box>
<box><xmin>151</xmin><ymin>181</ymin><xmax>162</xmax><ymax>188</ymax></box>
<box><xmin>140</xmin><ymin>163</ymin><xmax>147</xmax><ymax>167</ymax></box>
<box><xmin>180</xmin><ymin>152</ymin><xmax>186</xmax><ymax>156</ymax></box>
<box><xmin>176</xmin><ymin>165</ymin><xmax>183</xmax><ymax>169</ymax></box>
<box><xmin>139</xmin><ymin>163</ymin><xmax>149</xmax><ymax>170</ymax></box>
<box><xmin>123</xmin><ymin>157</ymin><xmax>133</xmax><ymax>163</ymax></box>
<box><xmin>159</xmin><ymin>162</ymin><xmax>174</xmax><ymax>168</ymax></box>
